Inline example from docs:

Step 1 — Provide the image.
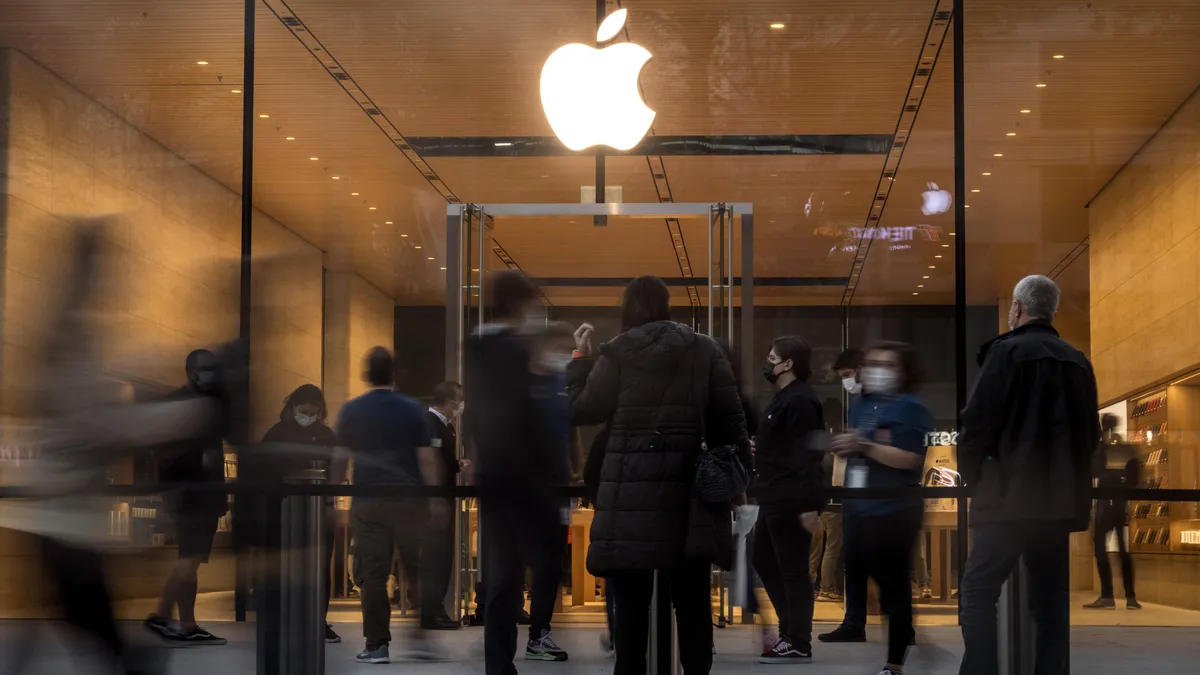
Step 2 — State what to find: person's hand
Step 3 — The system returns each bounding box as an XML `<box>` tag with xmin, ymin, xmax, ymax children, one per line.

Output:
<box><xmin>574</xmin><ymin>323</ymin><xmax>595</xmax><ymax>357</ymax></box>
<box><xmin>458</xmin><ymin>458</ymin><xmax>472</xmax><ymax>470</ymax></box>
<box><xmin>799</xmin><ymin>511</ymin><xmax>821</xmax><ymax>534</ymax></box>
<box><xmin>832</xmin><ymin>432</ymin><xmax>861</xmax><ymax>456</ymax></box>
<box><xmin>428</xmin><ymin>499</ymin><xmax>451</xmax><ymax>529</ymax></box>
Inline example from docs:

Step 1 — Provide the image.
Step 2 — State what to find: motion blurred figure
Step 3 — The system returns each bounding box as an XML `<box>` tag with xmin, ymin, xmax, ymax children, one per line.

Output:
<box><xmin>1082</xmin><ymin>413</ymin><xmax>1140</xmax><ymax>610</ymax></box>
<box><xmin>425</xmin><ymin>380</ymin><xmax>467</xmax><ymax>629</ymax></box>
<box><xmin>958</xmin><ymin>275</ymin><xmax>1101</xmax><ymax>675</ymax></box>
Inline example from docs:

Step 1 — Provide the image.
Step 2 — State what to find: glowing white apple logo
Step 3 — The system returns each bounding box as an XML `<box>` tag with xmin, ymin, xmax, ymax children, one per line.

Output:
<box><xmin>921</xmin><ymin>182</ymin><xmax>952</xmax><ymax>216</ymax></box>
<box><xmin>540</xmin><ymin>9</ymin><xmax>655</xmax><ymax>152</ymax></box>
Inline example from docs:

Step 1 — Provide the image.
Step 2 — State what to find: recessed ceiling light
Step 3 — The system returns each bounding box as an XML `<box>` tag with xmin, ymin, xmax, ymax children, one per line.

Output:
<box><xmin>231</xmin><ymin>89</ymin><xmax>242</xmax><ymax>94</ymax></box>
<box><xmin>912</xmin><ymin>292</ymin><xmax>919</xmax><ymax>296</ymax></box>
<box><xmin>427</xmin><ymin>257</ymin><xmax>435</xmax><ymax>260</ymax></box>
<box><xmin>368</xmin><ymin>206</ymin><xmax>376</xmax><ymax>210</ymax></box>
<box><xmin>351</xmin><ymin>192</ymin><xmax>359</xmax><ymax>196</ymax></box>
<box><xmin>286</xmin><ymin>136</ymin><xmax>295</xmax><ymax>140</ymax></box>
<box><xmin>401</xmin><ymin>234</ymin><xmax>408</xmax><ymax>238</ymax></box>
<box><xmin>770</xmin><ymin>23</ymin><xmax>785</xmax><ymax>29</ymax></box>
<box><xmin>332</xmin><ymin>176</ymin><xmax>340</xmax><ymax>180</ymax></box>
<box><xmin>385</xmin><ymin>221</ymin><xmax>393</xmax><ymax>224</ymax></box>
<box><xmin>965</xmin><ymin>205</ymin><xmax>971</xmax><ymax>208</ymax></box>
<box><xmin>541</xmin><ymin>175</ymin><xmax>550</xmax><ymax>179</ymax></box>
<box><xmin>923</xmin><ymin>275</ymin><xmax>930</xmax><ymax>279</ymax></box>
<box><xmin>197</xmin><ymin>61</ymin><xmax>209</xmax><ymax>65</ymax></box>
<box><xmin>935</xmin><ymin>255</ymin><xmax>943</xmax><ymax>259</ymax></box>
<box><xmin>1020</xmin><ymin>109</ymin><xmax>1031</xmax><ymax>114</ymax></box>
<box><xmin>971</xmin><ymin>189</ymin><xmax>981</xmax><ymax>193</ymax></box>
<box><xmin>1035</xmin><ymin>83</ymin><xmax>1047</xmax><ymax>88</ymax></box>
<box><xmin>309</xmin><ymin>157</ymin><xmax>319</xmax><ymax>161</ymax></box>
<box><xmin>918</xmin><ymin>284</ymin><xmax>924</xmax><ymax>288</ymax></box>
<box><xmin>415</xmin><ymin>245</ymin><xmax>422</xmax><ymax>249</ymax></box>
<box><xmin>259</xmin><ymin>114</ymin><xmax>270</xmax><ymax>118</ymax></box>
<box><xmin>928</xmin><ymin>265</ymin><xmax>936</xmax><ymax>269</ymax></box>
<box><xmin>440</xmin><ymin>266</ymin><xmax>447</xmax><ymax>270</ymax></box>
<box><xmin>993</xmin><ymin>153</ymin><xmax>1003</xmax><ymax>157</ymax></box>
<box><xmin>494</xmin><ymin>142</ymin><xmax>513</xmax><ymax>147</ymax></box>
<box><xmin>942</xmin><ymin>244</ymin><xmax>950</xmax><ymax>248</ymax></box>
<box><xmin>950</xmin><ymin>232</ymin><xmax>957</xmax><ymax>235</ymax></box>
<box><xmin>1052</xmin><ymin>54</ymin><xmax>1065</xmax><ymax>59</ymax></box>
<box><xmin>1006</xmin><ymin>132</ymin><xmax>1016</xmax><ymax>136</ymax></box>
<box><xmin>982</xmin><ymin>172</ymin><xmax>991</xmax><ymax>176</ymax></box>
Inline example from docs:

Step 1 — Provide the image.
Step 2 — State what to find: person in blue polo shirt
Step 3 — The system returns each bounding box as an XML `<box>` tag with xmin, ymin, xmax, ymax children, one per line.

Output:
<box><xmin>833</xmin><ymin>341</ymin><xmax>932</xmax><ymax>675</ymax></box>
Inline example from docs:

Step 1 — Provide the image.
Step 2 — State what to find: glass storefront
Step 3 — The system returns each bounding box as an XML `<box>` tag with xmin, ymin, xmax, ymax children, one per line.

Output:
<box><xmin>1</xmin><ymin>0</ymin><xmax>1199</xmax><ymax>672</ymax></box>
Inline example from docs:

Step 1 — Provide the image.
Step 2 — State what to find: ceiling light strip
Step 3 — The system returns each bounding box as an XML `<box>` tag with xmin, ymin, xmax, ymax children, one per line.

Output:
<box><xmin>840</xmin><ymin>0</ymin><xmax>954</xmax><ymax>307</ymax></box>
<box><xmin>617</xmin><ymin>0</ymin><xmax>699</xmax><ymax>308</ymax></box>
<box><xmin>263</xmin><ymin>0</ymin><xmax>539</xmax><ymax>286</ymax></box>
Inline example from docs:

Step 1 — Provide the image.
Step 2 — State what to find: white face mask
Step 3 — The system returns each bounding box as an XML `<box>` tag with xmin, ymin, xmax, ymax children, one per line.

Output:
<box><xmin>294</xmin><ymin>410</ymin><xmax>318</xmax><ymax>428</ymax></box>
<box><xmin>456</xmin><ymin>401</ymin><xmax>465</xmax><ymax>415</ymax></box>
<box><xmin>538</xmin><ymin>353</ymin><xmax>572</xmax><ymax>374</ymax></box>
<box><xmin>842</xmin><ymin>376</ymin><xmax>862</xmax><ymax>395</ymax></box>
<box><xmin>861</xmin><ymin>367</ymin><xmax>899</xmax><ymax>395</ymax></box>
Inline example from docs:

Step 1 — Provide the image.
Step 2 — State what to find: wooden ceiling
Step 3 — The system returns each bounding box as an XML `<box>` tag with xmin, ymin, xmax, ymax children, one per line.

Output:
<box><xmin>1</xmin><ymin>0</ymin><xmax>1198</xmax><ymax>308</ymax></box>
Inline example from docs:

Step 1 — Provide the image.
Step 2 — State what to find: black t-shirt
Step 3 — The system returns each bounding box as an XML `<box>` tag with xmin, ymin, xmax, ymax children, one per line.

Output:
<box><xmin>158</xmin><ymin>386</ymin><xmax>229</xmax><ymax>515</ymax></box>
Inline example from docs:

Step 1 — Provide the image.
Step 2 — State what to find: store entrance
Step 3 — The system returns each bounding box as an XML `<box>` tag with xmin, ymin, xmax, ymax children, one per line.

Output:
<box><xmin>443</xmin><ymin>202</ymin><xmax>753</xmax><ymax>623</ymax></box>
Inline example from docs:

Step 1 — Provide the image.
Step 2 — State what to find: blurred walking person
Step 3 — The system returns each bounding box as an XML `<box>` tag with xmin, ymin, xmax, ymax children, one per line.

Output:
<box><xmin>144</xmin><ymin>349</ymin><xmax>232</xmax><ymax>646</ymax></box>
<box><xmin>958</xmin><ymin>275</ymin><xmax>1101</xmax><ymax>675</ymax></box>
<box><xmin>465</xmin><ymin>271</ymin><xmax>563</xmax><ymax>675</ymax></box>
<box><xmin>833</xmin><ymin>342</ymin><xmax>933</xmax><ymax>675</ymax></box>
<box><xmin>340</xmin><ymin>347</ymin><xmax>452</xmax><ymax>664</ymax></box>
<box><xmin>1083</xmin><ymin>413</ymin><xmax>1140</xmax><ymax>610</ymax></box>
<box><xmin>568</xmin><ymin>275</ymin><xmax>751</xmax><ymax>675</ymax></box>
<box><xmin>753</xmin><ymin>336</ymin><xmax>825</xmax><ymax>663</ymax></box>
<box><xmin>261</xmin><ymin>384</ymin><xmax>346</xmax><ymax>642</ymax></box>
<box><xmin>426</xmin><ymin>381</ymin><xmax>467</xmax><ymax>628</ymax></box>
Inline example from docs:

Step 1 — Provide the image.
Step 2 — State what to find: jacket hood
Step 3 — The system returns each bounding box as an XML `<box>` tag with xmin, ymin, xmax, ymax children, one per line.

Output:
<box><xmin>602</xmin><ymin>320</ymin><xmax>697</xmax><ymax>370</ymax></box>
<box><xmin>976</xmin><ymin>319</ymin><xmax>1059</xmax><ymax>366</ymax></box>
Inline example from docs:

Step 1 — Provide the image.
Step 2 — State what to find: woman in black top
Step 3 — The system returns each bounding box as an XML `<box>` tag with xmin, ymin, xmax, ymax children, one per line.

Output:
<box><xmin>261</xmin><ymin>384</ymin><xmax>343</xmax><ymax>643</ymax></box>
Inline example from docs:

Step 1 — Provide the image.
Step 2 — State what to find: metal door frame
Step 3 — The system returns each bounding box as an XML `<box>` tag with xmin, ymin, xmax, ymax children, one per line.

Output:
<box><xmin>443</xmin><ymin>202</ymin><xmax>754</xmax><ymax>624</ymax></box>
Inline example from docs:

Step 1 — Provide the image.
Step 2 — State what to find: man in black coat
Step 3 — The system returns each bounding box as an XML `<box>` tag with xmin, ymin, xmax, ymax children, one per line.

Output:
<box><xmin>424</xmin><ymin>381</ymin><xmax>466</xmax><ymax>628</ymax></box>
<box><xmin>957</xmin><ymin>275</ymin><xmax>1101</xmax><ymax>675</ymax></box>
<box><xmin>464</xmin><ymin>271</ymin><xmax>560</xmax><ymax>675</ymax></box>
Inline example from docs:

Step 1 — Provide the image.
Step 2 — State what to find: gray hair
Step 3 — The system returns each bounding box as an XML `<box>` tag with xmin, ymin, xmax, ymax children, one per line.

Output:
<box><xmin>1012</xmin><ymin>275</ymin><xmax>1059</xmax><ymax>321</ymax></box>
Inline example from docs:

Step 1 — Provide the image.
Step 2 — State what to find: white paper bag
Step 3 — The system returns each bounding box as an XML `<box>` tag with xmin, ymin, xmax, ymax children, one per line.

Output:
<box><xmin>730</xmin><ymin>504</ymin><xmax>760</xmax><ymax>609</ymax></box>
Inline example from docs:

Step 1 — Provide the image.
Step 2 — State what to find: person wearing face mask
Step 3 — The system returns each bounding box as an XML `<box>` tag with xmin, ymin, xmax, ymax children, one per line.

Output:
<box><xmin>957</xmin><ymin>275</ymin><xmax>1101</xmax><ymax>675</ymax></box>
<box><xmin>752</xmin><ymin>336</ymin><xmax>825</xmax><ymax>664</ymax></box>
<box><xmin>145</xmin><ymin>349</ymin><xmax>231</xmax><ymax>646</ymax></box>
<box><xmin>834</xmin><ymin>348</ymin><xmax>864</xmax><ymax>397</ymax></box>
<box><xmin>260</xmin><ymin>384</ymin><xmax>345</xmax><ymax>642</ymax></box>
<box><xmin>831</xmin><ymin>342</ymin><xmax>933</xmax><ymax>675</ymax></box>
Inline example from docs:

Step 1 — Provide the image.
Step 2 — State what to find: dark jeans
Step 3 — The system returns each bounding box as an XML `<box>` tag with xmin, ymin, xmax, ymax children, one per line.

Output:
<box><xmin>323</xmin><ymin>504</ymin><xmax>336</xmax><ymax>620</ymax></box>
<box><xmin>1093</xmin><ymin>512</ymin><xmax>1134</xmax><ymax>599</ymax></box>
<box><xmin>841</xmin><ymin>515</ymin><xmax>868</xmax><ymax>631</ymax></box>
<box><xmin>607</xmin><ymin>564</ymin><xmax>714</xmax><ymax>675</ymax></box>
<box><xmin>479</xmin><ymin>496</ymin><xmax>562</xmax><ymax>675</ymax></box>
<box><xmin>959</xmin><ymin>520</ymin><xmax>1071</xmax><ymax>675</ymax></box>
<box><xmin>425</xmin><ymin>498</ymin><xmax>457</xmax><ymax>619</ymax></box>
<box><xmin>528</xmin><ymin>523</ymin><xmax>568</xmax><ymax>640</ymax></box>
<box><xmin>351</xmin><ymin>498</ymin><xmax>441</xmax><ymax>649</ymax></box>
<box><xmin>753</xmin><ymin>509</ymin><xmax>814</xmax><ymax>647</ymax></box>
<box><xmin>845</xmin><ymin>507</ymin><xmax>923</xmax><ymax>666</ymax></box>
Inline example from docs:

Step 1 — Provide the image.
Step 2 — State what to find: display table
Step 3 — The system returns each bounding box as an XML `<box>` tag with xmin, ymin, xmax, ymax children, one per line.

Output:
<box><xmin>570</xmin><ymin>508</ymin><xmax>594</xmax><ymax>606</ymax></box>
<box><xmin>926</xmin><ymin>510</ymin><xmax>957</xmax><ymax>602</ymax></box>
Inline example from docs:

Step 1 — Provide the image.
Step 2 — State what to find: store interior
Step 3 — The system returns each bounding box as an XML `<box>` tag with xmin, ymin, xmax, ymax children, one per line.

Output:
<box><xmin>0</xmin><ymin>0</ymin><xmax>1199</xmax><ymax>629</ymax></box>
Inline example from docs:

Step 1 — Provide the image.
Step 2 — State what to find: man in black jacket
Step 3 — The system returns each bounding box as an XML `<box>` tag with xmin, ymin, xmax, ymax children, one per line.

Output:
<box><xmin>425</xmin><ymin>381</ymin><xmax>465</xmax><ymax>628</ymax></box>
<box><xmin>958</xmin><ymin>275</ymin><xmax>1101</xmax><ymax>675</ymax></box>
<box><xmin>754</xmin><ymin>336</ymin><xmax>825</xmax><ymax>664</ymax></box>
<box><xmin>465</xmin><ymin>271</ymin><xmax>560</xmax><ymax>675</ymax></box>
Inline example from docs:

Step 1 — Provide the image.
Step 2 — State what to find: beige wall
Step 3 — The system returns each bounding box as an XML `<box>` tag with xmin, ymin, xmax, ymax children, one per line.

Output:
<box><xmin>1089</xmin><ymin>88</ymin><xmax>1200</xmax><ymax>404</ymax></box>
<box><xmin>324</xmin><ymin>267</ymin><xmax>396</xmax><ymax>425</ymax></box>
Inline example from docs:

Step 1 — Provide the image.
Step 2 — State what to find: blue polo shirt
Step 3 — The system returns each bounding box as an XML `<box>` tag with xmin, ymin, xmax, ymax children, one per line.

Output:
<box><xmin>337</xmin><ymin>389</ymin><xmax>432</xmax><ymax>487</ymax></box>
<box><xmin>843</xmin><ymin>392</ymin><xmax>932</xmax><ymax>517</ymax></box>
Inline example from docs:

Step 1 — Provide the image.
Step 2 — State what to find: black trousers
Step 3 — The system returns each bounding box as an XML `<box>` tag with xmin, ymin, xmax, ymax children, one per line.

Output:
<box><xmin>607</xmin><ymin>563</ymin><xmax>713</xmax><ymax>675</ymax></box>
<box><xmin>1093</xmin><ymin>510</ymin><xmax>1134</xmax><ymax>600</ymax></box>
<box><xmin>844</xmin><ymin>506</ymin><xmax>923</xmax><ymax>667</ymax></box>
<box><xmin>424</xmin><ymin>498</ymin><xmax>456</xmax><ymax>620</ymax></box>
<box><xmin>479</xmin><ymin>496</ymin><xmax>562</xmax><ymax>675</ymax></box>
<box><xmin>753</xmin><ymin>509</ymin><xmax>814</xmax><ymax>647</ymax></box>
<box><xmin>351</xmin><ymin>498</ymin><xmax>442</xmax><ymax>648</ymax></box>
<box><xmin>958</xmin><ymin>520</ymin><xmax>1071</xmax><ymax>675</ymax></box>
<box><xmin>527</xmin><ymin>523</ymin><xmax>568</xmax><ymax>640</ymax></box>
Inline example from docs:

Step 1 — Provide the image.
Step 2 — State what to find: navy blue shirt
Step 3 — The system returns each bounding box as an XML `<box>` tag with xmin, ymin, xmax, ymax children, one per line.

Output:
<box><xmin>337</xmin><ymin>389</ymin><xmax>432</xmax><ymax>486</ymax></box>
<box><xmin>531</xmin><ymin>372</ymin><xmax>572</xmax><ymax>486</ymax></box>
<box><xmin>843</xmin><ymin>392</ymin><xmax>933</xmax><ymax>517</ymax></box>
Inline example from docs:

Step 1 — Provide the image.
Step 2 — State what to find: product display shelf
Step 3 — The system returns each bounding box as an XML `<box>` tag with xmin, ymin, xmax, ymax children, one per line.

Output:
<box><xmin>1128</xmin><ymin>390</ymin><xmax>1170</xmax><ymax>553</ymax></box>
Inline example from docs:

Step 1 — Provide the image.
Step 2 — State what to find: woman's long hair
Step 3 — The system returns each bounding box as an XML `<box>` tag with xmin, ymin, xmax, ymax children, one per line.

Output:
<box><xmin>278</xmin><ymin>383</ymin><xmax>327</xmax><ymax>423</ymax></box>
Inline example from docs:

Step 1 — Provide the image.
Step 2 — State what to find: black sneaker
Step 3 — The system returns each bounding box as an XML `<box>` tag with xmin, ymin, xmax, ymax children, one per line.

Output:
<box><xmin>325</xmin><ymin>623</ymin><xmax>342</xmax><ymax>643</ymax></box>
<box><xmin>525</xmin><ymin>630</ymin><xmax>569</xmax><ymax>661</ymax></box>
<box><xmin>1082</xmin><ymin>597</ymin><xmax>1116</xmax><ymax>610</ymax></box>
<box><xmin>757</xmin><ymin>637</ymin><xmax>812</xmax><ymax>664</ymax></box>
<box><xmin>168</xmin><ymin>626</ymin><xmax>227</xmax><ymax>646</ymax></box>
<box><xmin>143</xmin><ymin>615</ymin><xmax>175</xmax><ymax>639</ymax></box>
<box><xmin>1127</xmin><ymin>597</ymin><xmax>1143</xmax><ymax>610</ymax></box>
<box><xmin>818</xmin><ymin>624</ymin><xmax>866</xmax><ymax>643</ymax></box>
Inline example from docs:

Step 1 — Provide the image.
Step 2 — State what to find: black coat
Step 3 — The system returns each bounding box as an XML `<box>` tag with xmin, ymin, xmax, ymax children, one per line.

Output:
<box><xmin>959</xmin><ymin>320</ymin><xmax>1101</xmax><ymax>531</ymax></box>
<box><xmin>426</xmin><ymin>410</ymin><xmax>461</xmax><ymax>486</ymax></box>
<box><xmin>567</xmin><ymin>320</ymin><xmax>750</xmax><ymax>575</ymax></box>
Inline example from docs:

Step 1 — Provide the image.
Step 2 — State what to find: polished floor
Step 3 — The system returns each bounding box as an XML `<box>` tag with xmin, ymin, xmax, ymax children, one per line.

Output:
<box><xmin>1</xmin><ymin>620</ymin><xmax>1196</xmax><ymax>674</ymax></box>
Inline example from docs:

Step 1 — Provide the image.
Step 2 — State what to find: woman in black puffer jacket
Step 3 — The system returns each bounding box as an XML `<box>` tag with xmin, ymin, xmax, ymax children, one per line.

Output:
<box><xmin>568</xmin><ymin>275</ymin><xmax>750</xmax><ymax>675</ymax></box>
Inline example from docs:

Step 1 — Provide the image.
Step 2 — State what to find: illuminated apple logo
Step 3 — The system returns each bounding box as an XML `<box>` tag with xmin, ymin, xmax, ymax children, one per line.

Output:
<box><xmin>921</xmin><ymin>182</ymin><xmax>952</xmax><ymax>216</ymax></box>
<box><xmin>540</xmin><ymin>9</ymin><xmax>655</xmax><ymax>152</ymax></box>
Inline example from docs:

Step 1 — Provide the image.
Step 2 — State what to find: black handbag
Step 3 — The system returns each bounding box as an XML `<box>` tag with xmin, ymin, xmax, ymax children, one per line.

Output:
<box><xmin>694</xmin><ymin>439</ymin><xmax>749</xmax><ymax>503</ymax></box>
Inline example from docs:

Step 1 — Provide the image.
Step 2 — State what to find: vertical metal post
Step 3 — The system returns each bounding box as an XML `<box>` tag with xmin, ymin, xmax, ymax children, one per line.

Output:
<box><xmin>707</xmin><ymin>206</ymin><xmax>716</xmax><ymax>334</ymax></box>
<box><xmin>477</xmin><ymin>206</ymin><xmax>487</xmax><ymax>324</ymax></box>
<box><xmin>726</xmin><ymin>205</ymin><xmax>734</xmax><ymax>345</ymax></box>
<box><xmin>740</xmin><ymin>212</ymin><xmax>754</xmax><ymax>398</ymax></box>
<box><xmin>952</xmin><ymin>0</ymin><xmax>970</xmax><ymax>609</ymax></box>
<box><xmin>279</xmin><ymin>465</ymin><xmax>326</xmax><ymax>675</ymax></box>
<box><xmin>445</xmin><ymin>206</ymin><xmax>463</xmax><ymax>383</ymax></box>
<box><xmin>235</xmin><ymin>0</ymin><xmax>255</xmax><ymax>625</ymax></box>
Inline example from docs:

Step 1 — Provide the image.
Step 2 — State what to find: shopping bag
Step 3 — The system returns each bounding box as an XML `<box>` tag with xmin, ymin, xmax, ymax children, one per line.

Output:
<box><xmin>729</xmin><ymin>504</ymin><xmax>760</xmax><ymax>608</ymax></box>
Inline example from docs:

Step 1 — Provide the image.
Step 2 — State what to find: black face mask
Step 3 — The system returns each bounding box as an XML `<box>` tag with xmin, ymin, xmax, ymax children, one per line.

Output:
<box><xmin>763</xmin><ymin>361</ymin><xmax>786</xmax><ymax>384</ymax></box>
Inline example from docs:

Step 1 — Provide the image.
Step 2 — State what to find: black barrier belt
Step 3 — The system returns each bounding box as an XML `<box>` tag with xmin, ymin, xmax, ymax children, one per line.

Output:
<box><xmin>1</xmin><ymin>483</ymin><xmax>1198</xmax><ymax>503</ymax></box>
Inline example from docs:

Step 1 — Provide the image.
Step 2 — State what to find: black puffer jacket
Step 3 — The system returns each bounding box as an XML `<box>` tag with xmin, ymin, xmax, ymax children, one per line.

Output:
<box><xmin>567</xmin><ymin>321</ymin><xmax>750</xmax><ymax>575</ymax></box>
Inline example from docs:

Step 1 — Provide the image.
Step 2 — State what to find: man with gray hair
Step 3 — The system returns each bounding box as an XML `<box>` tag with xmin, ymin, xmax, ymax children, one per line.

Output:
<box><xmin>957</xmin><ymin>274</ymin><xmax>1101</xmax><ymax>675</ymax></box>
